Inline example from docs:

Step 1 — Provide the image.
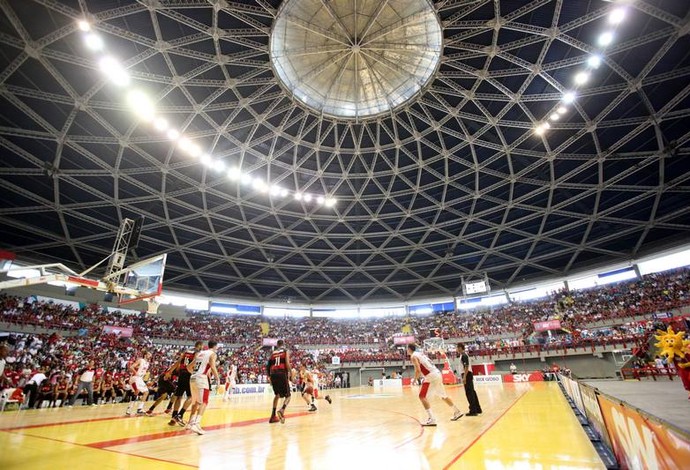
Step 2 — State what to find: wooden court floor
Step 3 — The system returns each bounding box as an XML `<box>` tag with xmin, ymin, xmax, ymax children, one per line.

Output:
<box><xmin>0</xmin><ymin>381</ymin><xmax>604</xmax><ymax>469</ymax></box>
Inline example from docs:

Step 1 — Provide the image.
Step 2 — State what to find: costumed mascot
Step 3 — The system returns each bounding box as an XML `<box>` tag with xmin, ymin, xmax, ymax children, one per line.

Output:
<box><xmin>654</xmin><ymin>326</ymin><xmax>690</xmax><ymax>400</ymax></box>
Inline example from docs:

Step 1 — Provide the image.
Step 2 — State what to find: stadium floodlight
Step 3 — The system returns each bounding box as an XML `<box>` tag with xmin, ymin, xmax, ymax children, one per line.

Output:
<box><xmin>213</xmin><ymin>160</ymin><xmax>225</xmax><ymax>172</ymax></box>
<box><xmin>241</xmin><ymin>174</ymin><xmax>253</xmax><ymax>185</ymax></box>
<box><xmin>574</xmin><ymin>72</ymin><xmax>590</xmax><ymax>85</ymax></box>
<box><xmin>199</xmin><ymin>154</ymin><xmax>211</xmax><ymax>166</ymax></box>
<box><xmin>316</xmin><ymin>196</ymin><xmax>325</xmax><ymax>204</ymax></box>
<box><xmin>562</xmin><ymin>91</ymin><xmax>576</xmax><ymax>104</ymax></box>
<box><xmin>166</xmin><ymin>129</ymin><xmax>180</xmax><ymax>140</ymax></box>
<box><xmin>84</xmin><ymin>33</ymin><xmax>103</xmax><ymax>51</ymax></box>
<box><xmin>557</xmin><ymin>106</ymin><xmax>568</xmax><ymax>114</ymax></box>
<box><xmin>77</xmin><ymin>20</ymin><xmax>91</xmax><ymax>32</ymax></box>
<box><xmin>153</xmin><ymin>117</ymin><xmax>168</xmax><ymax>132</ymax></box>
<box><xmin>99</xmin><ymin>56</ymin><xmax>130</xmax><ymax>86</ymax></box>
<box><xmin>325</xmin><ymin>198</ymin><xmax>336</xmax><ymax>207</ymax></box>
<box><xmin>550</xmin><ymin>113</ymin><xmax>560</xmax><ymax>121</ymax></box>
<box><xmin>598</xmin><ymin>31</ymin><xmax>614</xmax><ymax>47</ymax></box>
<box><xmin>587</xmin><ymin>55</ymin><xmax>602</xmax><ymax>69</ymax></box>
<box><xmin>608</xmin><ymin>8</ymin><xmax>626</xmax><ymax>25</ymax></box>
<box><xmin>294</xmin><ymin>193</ymin><xmax>303</xmax><ymax>201</ymax></box>
<box><xmin>227</xmin><ymin>167</ymin><xmax>241</xmax><ymax>180</ymax></box>
<box><xmin>303</xmin><ymin>193</ymin><xmax>313</xmax><ymax>202</ymax></box>
<box><xmin>126</xmin><ymin>90</ymin><xmax>155</xmax><ymax>121</ymax></box>
<box><xmin>280</xmin><ymin>188</ymin><xmax>289</xmax><ymax>197</ymax></box>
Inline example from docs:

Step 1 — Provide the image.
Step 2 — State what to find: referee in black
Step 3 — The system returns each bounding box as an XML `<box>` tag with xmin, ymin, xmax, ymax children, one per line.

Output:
<box><xmin>458</xmin><ymin>343</ymin><xmax>482</xmax><ymax>416</ymax></box>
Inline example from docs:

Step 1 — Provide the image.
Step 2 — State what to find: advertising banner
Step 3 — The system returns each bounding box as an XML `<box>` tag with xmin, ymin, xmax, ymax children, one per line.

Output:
<box><xmin>393</xmin><ymin>335</ymin><xmax>416</xmax><ymax>345</ymax></box>
<box><xmin>597</xmin><ymin>393</ymin><xmax>690</xmax><ymax>469</ymax></box>
<box><xmin>261</xmin><ymin>338</ymin><xmax>279</xmax><ymax>347</ymax></box>
<box><xmin>473</xmin><ymin>375</ymin><xmax>502</xmax><ymax>384</ymax></box>
<box><xmin>533</xmin><ymin>319</ymin><xmax>562</xmax><ymax>332</ymax></box>
<box><xmin>101</xmin><ymin>325</ymin><xmax>133</xmax><ymax>337</ymax></box>
<box><xmin>502</xmin><ymin>372</ymin><xmax>544</xmax><ymax>383</ymax></box>
<box><xmin>560</xmin><ymin>375</ymin><xmax>585</xmax><ymax>415</ymax></box>
<box><xmin>230</xmin><ymin>383</ymin><xmax>271</xmax><ymax>395</ymax></box>
<box><xmin>578</xmin><ymin>383</ymin><xmax>613</xmax><ymax>452</ymax></box>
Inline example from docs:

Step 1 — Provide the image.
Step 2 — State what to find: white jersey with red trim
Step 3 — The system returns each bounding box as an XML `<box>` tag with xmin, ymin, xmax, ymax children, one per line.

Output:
<box><xmin>134</xmin><ymin>358</ymin><xmax>149</xmax><ymax>378</ymax></box>
<box><xmin>191</xmin><ymin>350</ymin><xmax>214</xmax><ymax>378</ymax></box>
<box><xmin>227</xmin><ymin>364</ymin><xmax>237</xmax><ymax>382</ymax></box>
<box><xmin>412</xmin><ymin>351</ymin><xmax>439</xmax><ymax>377</ymax></box>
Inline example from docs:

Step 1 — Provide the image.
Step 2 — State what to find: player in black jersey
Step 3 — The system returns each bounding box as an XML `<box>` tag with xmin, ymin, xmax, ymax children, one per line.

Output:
<box><xmin>267</xmin><ymin>339</ymin><xmax>293</xmax><ymax>424</ymax></box>
<box><xmin>168</xmin><ymin>341</ymin><xmax>203</xmax><ymax>426</ymax></box>
<box><xmin>145</xmin><ymin>371</ymin><xmax>176</xmax><ymax>416</ymax></box>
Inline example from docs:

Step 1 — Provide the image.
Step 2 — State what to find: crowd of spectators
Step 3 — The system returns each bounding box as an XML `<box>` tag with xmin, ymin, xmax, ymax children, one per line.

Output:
<box><xmin>0</xmin><ymin>266</ymin><xmax>688</xmax><ymax>405</ymax></box>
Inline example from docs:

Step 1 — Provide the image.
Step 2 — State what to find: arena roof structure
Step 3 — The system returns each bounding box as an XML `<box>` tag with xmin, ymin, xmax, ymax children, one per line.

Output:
<box><xmin>0</xmin><ymin>0</ymin><xmax>689</xmax><ymax>304</ymax></box>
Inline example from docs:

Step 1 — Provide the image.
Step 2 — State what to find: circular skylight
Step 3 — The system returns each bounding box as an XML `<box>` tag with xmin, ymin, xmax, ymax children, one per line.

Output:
<box><xmin>270</xmin><ymin>0</ymin><xmax>443</xmax><ymax>119</ymax></box>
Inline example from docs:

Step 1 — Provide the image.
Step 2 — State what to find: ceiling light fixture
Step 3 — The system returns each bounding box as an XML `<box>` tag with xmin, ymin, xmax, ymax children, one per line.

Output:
<box><xmin>609</xmin><ymin>8</ymin><xmax>626</xmax><ymax>25</ymax></box>
<box><xmin>598</xmin><ymin>31</ymin><xmax>614</xmax><ymax>47</ymax></box>
<box><xmin>562</xmin><ymin>92</ymin><xmax>576</xmax><ymax>104</ymax></box>
<box><xmin>574</xmin><ymin>71</ymin><xmax>590</xmax><ymax>85</ymax></box>
<box><xmin>84</xmin><ymin>33</ymin><xmax>103</xmax><ymax>51</ymax></box>
<box><xmin>587</xmin><ymin>55</ymin><xmax>602</xmax><ymax>68</ymax></box>
<box><xmin>77</xmin><ymin>20</ymin><xmax>91</xmax><ymax>32</ymax></box>
<box><xmin>98</xmin><ymin>56</ymin><xmax>130</xmax><ymax>86</ymax></box>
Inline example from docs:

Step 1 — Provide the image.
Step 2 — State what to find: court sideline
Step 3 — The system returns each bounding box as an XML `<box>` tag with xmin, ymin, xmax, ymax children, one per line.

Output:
<box><xmin>0</xmin><ymin>381</ymin><xmax>604</xmax><ymax>469</ymax></box>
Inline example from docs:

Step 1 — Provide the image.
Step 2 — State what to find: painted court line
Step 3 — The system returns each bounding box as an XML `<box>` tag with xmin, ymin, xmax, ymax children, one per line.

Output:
<box><xmin>2</xmin><ymin>414</ymin><xmax>130</xmax><ymax>431</ymax></box>
<box><xmin>442</xmin><ymin>390</ymin><xmax>529</xmax><ymax>470</ymax></box>
<box><xmin>87</xmin><ymin>411</ymin><xmax>311</xmax><ymax>448</ymax></box>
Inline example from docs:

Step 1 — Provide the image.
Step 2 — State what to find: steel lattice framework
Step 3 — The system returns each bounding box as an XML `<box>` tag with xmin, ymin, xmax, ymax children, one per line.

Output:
<box><xmin>0</xmin><ymin>0</ymin><xmax>689</xmax><ymax>303</ymax></box>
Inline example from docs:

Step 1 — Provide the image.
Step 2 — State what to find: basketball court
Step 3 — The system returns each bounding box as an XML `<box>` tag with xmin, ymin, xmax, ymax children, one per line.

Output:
<box><xmin>0</xmin><ymin>381</ymin><xmax>604</xmax><ymax>469</ymax></box>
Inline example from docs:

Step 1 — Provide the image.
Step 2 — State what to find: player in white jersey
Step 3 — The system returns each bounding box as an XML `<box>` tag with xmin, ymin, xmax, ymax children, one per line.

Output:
<box><xmin>126</xmin><ymin>351</ymin><xmax>152</xmax><ymax>416</ymax></box>
<box><xmin>222</xmin><ymin>363</ymin><xmax>237</xmax><ymax>401</ymax></box>
<box><xmin>407</xmin><ymin>343</ymin><xmax>463</xmax><ymax>426</ymax></box>
<box><xmin>186</xmin><ymin>340</ymin><xmax>219</xmax><ymax>435</ymax></box>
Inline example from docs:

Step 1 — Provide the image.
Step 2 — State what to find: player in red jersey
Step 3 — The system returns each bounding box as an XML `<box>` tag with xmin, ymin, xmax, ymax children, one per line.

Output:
<box><xmin>54</xmin><ymin>375</ymin><xmax>70</xmax><ymax>407</ymax></box>
<box><xmin>186</xmin><ymin>340</ymin><xmax>219</xmax><ymax>435</ymax></box>
<box><xmin>267</xmin><ymin>340</ymin><xmax>293</xmax><ymax>423</ymax></box>
<box><xmin>168</xmin><ymin>341</ymin><xmax>203</xmax><ymax>426</ymax></box>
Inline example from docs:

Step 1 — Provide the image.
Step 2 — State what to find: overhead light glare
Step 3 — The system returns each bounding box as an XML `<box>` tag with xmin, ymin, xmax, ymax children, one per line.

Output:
<box><xmin>534</xmin><ymin>126</ymin><xmax>545</xmax><ymax>136</ymax></box>
<box><xmin>574</xmin><ymin>71</ymin><xmax>590</xmax><ymax>85</ymax></box>
<box><xmin>325</xmin><ymin>198</ymin><xmax>336</xmax><ymax>207</ymax></box>
<box><xmin>99</xmin><ymin>56</ymin><xmax>129</xmax><ymax>86</ymax></box>
<box><xmin>562</xmin><ymin>91</ymin><xmax>576</xmax><ymax>104</ymax></box>
<box><xmin>187</xmin><ymin>144</ymin><xmax>202</xmax><ymax>157</ymax></box>
<box><xmin>77</xmin><ymin>20</ymin><xmax>91</xmax><ymax>32</ymax></box>
<box><xmin>280</xmin><ymin>188</ymin><xmax>289</xmax><ymax>197</ymax></box>
<box><xmin>241</xmin><ymin>174</ymin><xmax>253</xmax><ymax>185</ymax></box>
<box><xmin>294</xmin><ymin>193</ymin><xmax>303</xmax><ymax>201</ymax></box>
<box><xmin>587</xmin><ymin>55</ymin><xmax>602</xmax><ymax>69</ymax></box>
<box><xmin>303</xmin><ymin>193</ymin><xmax>313</xmax><ymax>202</ymax></box>
<box><xmin>270</xmin><ymin>185</ymin><xmax>281</xmax><ymax>196</ymax></box>
<box><xmin>557</xmin><ymin>106</ymin><xmax>568</xmax><ymax>114</ymax></box>
<box><xmin>126</xmin><ymin>90</ymin><xmax>155</xmax><ymax>121</ymax></box>
<box><xmin>227</xmin><ymin>167</ymin><xmax>241</xmax><ymax>180</ymax></box>
<box><xmin>177</xmin><ymin>137</ymin><xmax>192</xmax><ymax>152</ymax></box>
<box><xmin>213</xmin><ymin>160</ymin><xmax>226</xmax><ymax>172</ymax></box>
<box><xmin>84</xmin><ymin>33</ymin><xmax>103</xmax><ymax>51</ymax></box>
<box><xmin>153</xmin><ymin>117</ymin><xmax>168</xmax><ymax>132</ymax></box>
<box><xmin>167</xmin><ymin>129</ymin><xmax>180</xmax><ymax>140</ymax></box>
<box><xmin>542</xmin><ymin>122</ymin><xmax>551</xmax><ymax>130</ymax></box>
<box><xmin>550</xmin><ymin>113</ymin><xmax>560</xmax><ymax>121</ymax></box>
<box><xmin>316</xmin><ymin>196</ymin><xmax>325</xmax><ymax>205</ymax></box>
<box><xmin>609</xmin><ymin>8</ymin><xmax>626</xmax><ymax>25</ymax></box>
<box><xmin>199</xmin><ymin>154</ymin><xmax>212</xmax><ymax>166</ymax></box>
<box><xmin>598</xmin><ymin>31</ymin><xmax>614</xmax><ymax>47</ymax></box>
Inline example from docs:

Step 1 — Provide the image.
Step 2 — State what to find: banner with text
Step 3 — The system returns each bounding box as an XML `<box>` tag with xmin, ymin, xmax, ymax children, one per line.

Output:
<box><xmin>393</xmin><ymin>335</ymin><xmax>416</xmax><ymax>345</ymax></box>
<box><xmin>597</xmin><ymin>393</ymin><xmax>690</xmax><ymax>469</ymax></box>
<box><xmin>533</xmin><ymin>319</ymin><xmax>562</xmax><ymax>332</ymax></box>
<box><xmin>578</xmin><ymin>382</ymin><xmax>613</xmax><ymax>453</ymax></box>
<box><xmin>473</xmin><ymin>375</ymin><xmax>502</xmax><ymax>384</ymax></box>
<box><xmin>502</xmin><ymin>372</ymin><xmax>544</xmax><ymax>383</ymax></box>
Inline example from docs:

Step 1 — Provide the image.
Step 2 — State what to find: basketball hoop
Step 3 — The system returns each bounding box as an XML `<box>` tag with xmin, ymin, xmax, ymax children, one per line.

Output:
<box><xmin>423</xmin><ymin>337</ymin><xmax>447</xmax><ymax>356</ymax></box>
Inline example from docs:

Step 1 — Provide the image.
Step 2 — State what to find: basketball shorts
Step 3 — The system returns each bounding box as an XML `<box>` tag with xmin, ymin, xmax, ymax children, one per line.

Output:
<box><xmin>419</xmin><ymin>372</ymin><xmax>446</xmax><ymax>399</ymax></box>
<box><xmin>190</xmin><ymin>375</ymin><xmax>210</xmax><ymax>405</ymax></box>
<box><xmin>158</xmin><ymin>376</ymin><xmax>175</xmax><ymax>396</ymax></box>
<box><xmin>174</xmin><ymin>372</ymin><xmax>191</xmax><ymax>397</ymax></box>
<box><xmin>129</xmin><ymin>376</ymin><xmax>148</xmax><ymax>394</ymax></box>
<box><xmin>270</xmin><ymin>373</ymin><xmax>290</xmax><ymax>398</ymax></box>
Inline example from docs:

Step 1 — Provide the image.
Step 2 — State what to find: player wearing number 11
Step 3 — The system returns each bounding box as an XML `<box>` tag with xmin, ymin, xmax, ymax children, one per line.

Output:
<box><xmin>186</xmin><ymin>340</ymin><xmax>220</xmax><ymax>435</ymax></box>
<box><xmin>267</xmin><ymin>339</ymin><xmax>292</xmax><ymax>424</ymax></box>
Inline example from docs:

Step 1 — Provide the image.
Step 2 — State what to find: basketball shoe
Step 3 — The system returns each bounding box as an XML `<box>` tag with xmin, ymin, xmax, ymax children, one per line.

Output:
<box><xmin>325</xmin><ymin>395</ymin><xmax>332</xmax><ymax>404</ymax></box>
<box><xmin>308</xmin><ymin>404</ymin><xmax>317</xmax><ymax>412</ymax></box>
<box><xmin>422</xmin><ymin>418</ymin><xmax>437</xmax><ymax>427</ymax></box>
<box><xmin>276</xmin><ymin>409</ymin><xmax>285</xmax><ymax>424</ymax></box>
<box><xmin>451</xmin><ymin>411</ymin><xmax>464</xmax><ymax>421</ymax></box>
<box><xmin>268</xmin><ymin>416</ymin><xmax>280</xmax><ymax>423</ymax></box>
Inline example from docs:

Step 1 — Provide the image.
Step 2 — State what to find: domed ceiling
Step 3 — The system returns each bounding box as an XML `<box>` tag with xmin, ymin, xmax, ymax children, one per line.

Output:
<box><xmin>0</xmin><ymin>0</ymin><xmax>689</xmax><ymax>303</ymax></box>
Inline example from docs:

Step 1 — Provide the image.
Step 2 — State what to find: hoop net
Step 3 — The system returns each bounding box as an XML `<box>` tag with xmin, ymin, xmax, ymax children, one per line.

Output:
<box><xmin>423</xmin><ymin>337</ymin><xmax>447</xmax><ymax>357</ymax></box>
